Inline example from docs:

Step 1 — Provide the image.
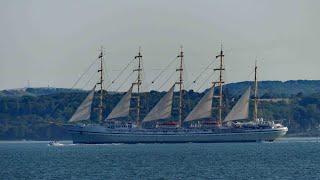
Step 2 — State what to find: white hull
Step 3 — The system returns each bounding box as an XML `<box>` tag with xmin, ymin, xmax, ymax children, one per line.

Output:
<box><xmin>66</xmin><ymin>125</ymin><xmax>288</xmax><ymax>144</ymax></box>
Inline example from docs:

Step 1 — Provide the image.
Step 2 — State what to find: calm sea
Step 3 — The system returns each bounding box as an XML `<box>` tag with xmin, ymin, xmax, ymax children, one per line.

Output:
<box><xmin>0</xmin><ymin>138</ymin><xmax>319</xmax><ymax>180</ymax></box>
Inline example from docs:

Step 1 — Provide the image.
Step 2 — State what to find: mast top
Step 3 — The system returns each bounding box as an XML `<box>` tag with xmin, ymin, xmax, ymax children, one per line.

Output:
<box><xmin>98</xmin><ymin>46</ymin><xmax>104</xmax><ymax>58</ymax></box>
<box><xmin>216</xmin><ymin>44</ymin><xmax>224</xmax><ymax>58</ymax></box>
<box><xmin>177</xmin><ymin>45</ymin><xmax>184</xmax><ymax>58</ymax></box>
<box><xmin>135</xmin><ymin>46</ymin><xmax>142</xmax><ymax>59</ymax></box>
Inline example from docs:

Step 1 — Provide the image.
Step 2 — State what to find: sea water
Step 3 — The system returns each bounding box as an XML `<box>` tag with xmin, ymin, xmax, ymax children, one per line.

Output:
<box><xmin>0</xmin><ymin>138</ymin><xmax>319</xmax><ymax>180</ymax></box>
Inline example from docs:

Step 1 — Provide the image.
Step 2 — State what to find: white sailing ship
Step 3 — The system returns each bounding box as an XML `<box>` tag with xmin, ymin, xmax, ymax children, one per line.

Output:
<box><xmin>65</xmin><ymin>47</ymin><xmax>288</xmax><ymax>144</ymax></box>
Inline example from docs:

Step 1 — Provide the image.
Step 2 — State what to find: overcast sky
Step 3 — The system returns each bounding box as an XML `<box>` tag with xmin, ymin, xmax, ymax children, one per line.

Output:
<box><xmin>0</xmin><ymin>0</ymin><xmax>319</xmax><ymax>91</ymax></box>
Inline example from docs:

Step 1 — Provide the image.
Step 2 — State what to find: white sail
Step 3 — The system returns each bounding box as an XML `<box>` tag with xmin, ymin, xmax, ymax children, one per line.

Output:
<box><xmin>106</xmin><ymin>86</ymin><xmax>133</xmax><ymax>120</ymax></box>
<box><xmin>184</xmin><ymin>86</ymin><xmax>214</xmax><ymax>122</ymax></box>
<box><xmin>224</xmin><ymin>87</ymin><xmax>251</xmax><ymax>122</ymax></box>
<box><xmin>143</xmin><ymin>85</ymin><xmax>175</xmax><ymax>122</ymax></box>
<box><xmin>69</xmin><ymin>86</ymin><xmax>96</xmax><ymax>122</ymax></box>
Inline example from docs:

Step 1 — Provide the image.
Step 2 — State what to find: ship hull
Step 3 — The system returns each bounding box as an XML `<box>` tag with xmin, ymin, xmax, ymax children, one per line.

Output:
<box><xmin>66</xmin><ymin>125</ymin><xmax>288</xmax><ymax>144</ymax></box>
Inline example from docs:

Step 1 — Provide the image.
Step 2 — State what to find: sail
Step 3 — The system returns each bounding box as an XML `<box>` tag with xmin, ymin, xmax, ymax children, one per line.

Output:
<box><xmin>106</xmin><ymin>86</ymin><xmax>133</xmax><ymax>120</ymax></box>
<box><xmin>69</xmin><ymin>85</ymin><xmax>96</xmax><ymax>122</ymax></box>
<box><xmin>184</xmin><ymin>86</ymin><xmax>214</xmax><ymax>122</ymax></box>
<box><xmin>224</xmin><ymin>87</ymin><xmax>251</xmax><ymax>122</ymax></box>
<box><xmin>143</xmin><ymin>85</ymin><xmax>175</xmax><ymax>122</ymax></box>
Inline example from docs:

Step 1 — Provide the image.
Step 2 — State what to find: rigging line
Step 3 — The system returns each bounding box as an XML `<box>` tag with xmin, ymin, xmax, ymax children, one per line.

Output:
<box><xmin>246</xmin><ymin>68</ymin><xmax>255</xmax><ymax>80</ymax></box>
<box><xmin>115</xmin><ymin>71</ymin><xmax>135</xmax><ymax>92</ymax></box>
<box><xmin>105</xmin><ymin>58</ymin><xmax>136</xmax><ymax>89</ymax></box>
<box><xmin>150</xmin><ymin>56</ymin><xmax>178</xmax><ymax>85</ymax></box>
<box><xmin>81</xmin><ymin>70</ymin><xmax>97</xmax><ymax>90</ymax></box>
<box><xmin>185</xmin><ymin>68</ymin><xmax>212</xmax><ymax>90</ymax></box>
<box><xmin>103</xmin><ymin>56</ymin><xmax>108</xmax><ymax>87</ymax></box>
<box><xmin>143</xmin><ymin>58</ymin><xmax>176</xmax><ymax>91</ymax></box>
<box><xmin>46</xmin><ymin>57</ymin><xmax>98</xmax><ymax>120</ymax></box>
<box><xmin>142</xmin><ymin>79</ymin><xmax>154</xmax><ymax>93</ymax></box>
<box><xmin>185</xmin><ymin>59</ymin><xmax>216</xmax><ymax>89</ymax></box>
<box><xmin>185</xmin><ymin>71</ymin><xmax>205</xmax><ymax>90</ymax></box>
<box><xmin>196</xmin><ymin>70</ymin><xmax>216</xmax><ymax>92</ymax></box>
<box><xmin>71</xmin><ymin>58</ymin><xmax>99</xmax><ymax>89</ymax></box>
<box><xmin>157</xmin><ymin>70</ymin><xmax>177</xmax><ymax>91</ymax></box>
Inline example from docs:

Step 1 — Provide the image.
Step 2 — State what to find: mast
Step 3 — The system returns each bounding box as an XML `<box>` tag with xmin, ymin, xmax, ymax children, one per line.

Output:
<box><xmin>254</xmin><ymin>61</ymin><xmax>258</xmax><ymax>122</ymax></box>
<box><xmin>176</xmin><ymin>46</ymin><xmax>184</xmax><ymax>127</ymax></box>
<box><xmin>214</xmin><ymin>45</ymin><xmax>225</xmax><ymax>125</ymax></box>
<box><xmin>133</xmin><ymin>47</ymin><xmax>143</xmax><ymax>127</ymax></box>
<box><xmin>97</xmin><ymin>46</ymin><xmax>104</xmax><ymax>123</ymax></box>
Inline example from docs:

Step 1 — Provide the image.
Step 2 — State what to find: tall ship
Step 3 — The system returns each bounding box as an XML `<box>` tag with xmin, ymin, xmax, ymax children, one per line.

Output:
<box><xmin>65</xmin><ymin>46</ymin><xmax>288</xmax><ymax>144</ymax></box>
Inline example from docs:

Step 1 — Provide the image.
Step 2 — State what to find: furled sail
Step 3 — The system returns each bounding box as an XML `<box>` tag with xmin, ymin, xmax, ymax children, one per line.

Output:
<box><xmin>69</xmin><ymin>85</ymin><xmax>96</xmax><ymax>122</ymax></box>
<box><xmin>224</xmin><ymin>87</ymin><xmax>251</xmax><ymax>122</ymax></box>
<box><xmin>143</xmin><ymin>85</ymin><xmax>175</xmax><ymax>122</ymax></box>
<box><xmin>106</xmin><ymin>86</ymin><xmax>133</xmax><ymax>120</ymax></box>
<box><xmin>184</xmin><ymin>86</ymin><xmax>214</xmax><ymax>122</ymax></box>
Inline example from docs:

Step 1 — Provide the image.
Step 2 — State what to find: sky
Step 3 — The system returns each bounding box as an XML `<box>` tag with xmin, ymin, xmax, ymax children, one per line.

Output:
<box><xmin>0</xmin><ymin>0</ymin><xmax>319</xmax><ymax>92</ymax></box>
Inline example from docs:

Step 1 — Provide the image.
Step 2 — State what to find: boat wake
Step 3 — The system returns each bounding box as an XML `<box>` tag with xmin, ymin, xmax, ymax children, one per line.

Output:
<box><xmin>48</xmin><ymin>141</ymin><xmax>74</xmax><ymax>147</ymax></box>
<box><xmin>48</xmin><ymin>143</ymin><xmax>64</xmax><ymax>147</ymax></box>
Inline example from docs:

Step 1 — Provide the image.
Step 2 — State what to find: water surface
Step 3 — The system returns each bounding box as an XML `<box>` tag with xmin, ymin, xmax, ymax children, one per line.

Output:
<box><xmin>0</xmin><ymin>138</ymin><xmax>319</xmax><ymax>180</ymax></box>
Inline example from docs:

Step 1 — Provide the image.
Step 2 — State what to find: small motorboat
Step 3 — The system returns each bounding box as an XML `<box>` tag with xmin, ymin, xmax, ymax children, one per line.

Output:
<box><xmin>48</xmin><ymin>140</ymin><xmax>63</xmax><ymax>146</ymax></box>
